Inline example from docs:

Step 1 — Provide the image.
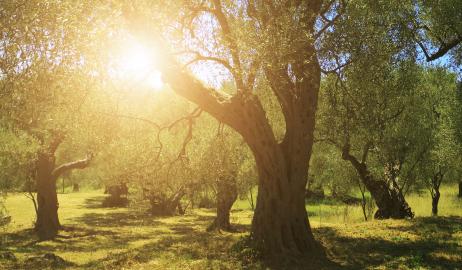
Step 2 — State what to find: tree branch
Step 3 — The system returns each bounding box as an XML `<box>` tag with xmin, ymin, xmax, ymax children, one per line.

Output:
<box><xmin>246</xmin><ymin>58</ymin><xmax>261</xmax><ymax>91</ymax></box>
<box><xmin>52</xmin><ymin>153</ymin><xmax>93</xmax><ymax>180</ymax></box>
<box><xmin>48</xmin><ymin>130</ymin><xmax>65</xmax><ymax>154</ymax></box>
<box><xmin>418</xmin><ymin>36</ymin><xmax>462</xmax><ymax>62</ymax></box>
<box><xmin>314</xmin><ymin>0</ymin><xmax>345</xmax><ymax>40</ymax></box>
<box><xmin>159</xmin><ymin>53</ymin><xmax>244</xmax><ymax>132</ymax></box>
<box><xmin>187</xmin><ymin>1</ymin><xmax>244</xmax><ymax>90</ymax></box>
<box><xmin>361</xmin><ymin>142</ymin><xmax>372</xmax><ymax>163</ymax></box>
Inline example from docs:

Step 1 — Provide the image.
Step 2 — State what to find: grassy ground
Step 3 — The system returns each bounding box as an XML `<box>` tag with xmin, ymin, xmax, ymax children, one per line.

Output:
<box><xmin>0</xmin><ymin>186</ymin><xmax>461</xmax><ymax>269</ymax></box>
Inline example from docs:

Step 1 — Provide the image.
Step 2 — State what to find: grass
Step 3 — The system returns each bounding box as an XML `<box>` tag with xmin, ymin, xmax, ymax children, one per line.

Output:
<box><xmin>0</xmin><ymin>186</ymin><xmax>461</xmax><ymax>269</ymax></box>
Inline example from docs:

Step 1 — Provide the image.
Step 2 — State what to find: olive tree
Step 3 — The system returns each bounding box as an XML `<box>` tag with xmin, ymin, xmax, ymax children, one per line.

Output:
<box><xmin>0</xmin><ymin>1</ymin><xmax>107</xmax><ymax>240</ymax></box>
<box><xmin>117</xmin><ymin>0</ymin><xmax>462</xmax><ymax>261</ymax></box>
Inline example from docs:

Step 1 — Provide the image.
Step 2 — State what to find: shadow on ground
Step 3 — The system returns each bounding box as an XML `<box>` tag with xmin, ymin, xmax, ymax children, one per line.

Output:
<box><xmin>1</xmin><ymin>193</ymin><xmax>461</xmax><ymax>269</ymax></box>
<box><xmin>317</xmin><ymin>216</ymin><xmax>462</xmax><ymax>270</ymax></box>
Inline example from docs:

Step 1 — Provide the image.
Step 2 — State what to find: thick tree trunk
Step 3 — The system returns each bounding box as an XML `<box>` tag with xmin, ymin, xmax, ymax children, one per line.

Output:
<box><xmin>342</xmin><ymin>147</ymin><xmax>414</xmax><ymax>219</ymax></box>
<box><xmin>160</xmin><ymin>12</ymin><xmax>324</xmax><ymax>260</ymax></box>
<box><xmin>252</xmin><ymin>157</ymin><xmax>319</xmax><ymax>258</ymax></box>
<box><xmin>35</xmin><ymin>153</ymin><xmax>60</xmax><ymax>241</ymax></box>
<box><xmin>208</xmin><ymin>176</ymin><xmax>238</xmax><ymax>231</ymax></box>
<box><xmin>431</xmin><ymin>190</ymin><xmax>440</xmax><ymax>216</ymax></box>
<box><xmin>243</xmin><ymin>89</ymin><xmax>321</xmax><ymax>260</ymax></box>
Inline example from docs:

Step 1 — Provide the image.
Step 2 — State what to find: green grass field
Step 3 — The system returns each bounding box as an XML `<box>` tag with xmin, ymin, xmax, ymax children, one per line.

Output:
<box><xmin>1</xmin><ymin>186</ymin><xmax>461</xmax><ymax>269</ymax></box>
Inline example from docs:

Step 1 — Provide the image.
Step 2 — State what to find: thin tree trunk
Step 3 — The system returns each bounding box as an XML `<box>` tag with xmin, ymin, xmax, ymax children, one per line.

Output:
<box><xmin>208</xmin><ymin>175</ymin><xmax>238</xmax><ymax>231</ymax></box>
<box><xmin>359</xmin><ymin>190</ymin><xmax>368</xmax><ymax>221</ymax></box>
<box><xmin>34</xmin><ymin>150</ymin><xmax>92</xmax><ymax>240</ymax></box>
<box><xmin>431</xmin><ymin>190</ymin><xmax>440</xmax><ymax>216</ymax></box>
<box><xmin>458</xmin><ymin>181</ymin><xmax>462</xmax><ymax>197</ymax></box>
<box><xmin>35</xmin><ymin>153</ymin><xmax>60</xmax><ymax>241</ymax></box>
<box><xmin>248</xmin><ymin>186</ymin><xmax>255</xmax><ymax>211</ymax></box>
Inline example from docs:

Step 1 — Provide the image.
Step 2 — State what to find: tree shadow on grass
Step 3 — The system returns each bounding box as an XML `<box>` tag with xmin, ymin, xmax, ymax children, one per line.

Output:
<box><xmin>0</xmin><ymin>229</ymin><xmax>39</xmax><ymax>251</ymax></box>
<box><xmin>72</xmin><ymin>211</ymin><xmax>160</xmax><ymax>228</ymax></box>
<box><xmin>80</xmin><ymin>224</ymin><xmax>250</xmax><ymax>269</ymax></box>
<box><xmin>80</xmin><ymin>195</ymin><xmax>108</xmax><ymax>209</ymax></box>
<box><xmin>5</xmin><ymin>195</ymin><xmax>460</xmax><ymax>270</ymax></box>
<box><xmin>315</xmin><ymin>216</ymin><xmax>462</xmax><ymax>270</ymax></box>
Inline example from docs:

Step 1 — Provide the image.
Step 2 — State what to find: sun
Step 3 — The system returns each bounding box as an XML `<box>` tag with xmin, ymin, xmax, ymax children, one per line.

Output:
<box><xmin>112</xmin><ymin>37</ymin><xmax>164</xmax><ymax>91</ymax></box>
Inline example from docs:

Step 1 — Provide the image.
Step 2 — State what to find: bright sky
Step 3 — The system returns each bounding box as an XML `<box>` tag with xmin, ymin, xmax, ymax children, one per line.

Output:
<box><xmin>111</xmin><ymin>33</ymin><xmax>231</xmax><ymax>92</ymax></box>
<box><xmin>112</xmin><ymin>38</ymin><xmax>164</xmax><ymax>91</ymax></box>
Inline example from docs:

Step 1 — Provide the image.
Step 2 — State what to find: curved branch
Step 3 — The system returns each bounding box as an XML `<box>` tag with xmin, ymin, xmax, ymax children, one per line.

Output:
<box><xmin>211</xmin><ymin>0</ymin><xmax>243</xmax><ymax>88</ymax></box>
<box><xmin>246</xmin><ymin>58</ymin><xmax>261</xmax><ymax>91</ymax></box>
<box><xmin>186</xmin><ymin>1</ymin><xmax>244</xmax><ymax>90</ymax></box>
<box><xmin>160</xmin><ymin>55</ymin><xmax>242</xmax><ymax>130</ymax></box>
<box><xmin>52</xmin><ymin>153</ymin><xmax>93</xmax><ymax>180</ymax></box>
<box><xmin>417</xmin><ymin>36</ymin><xmax>462</xmax><ymax>62</ymax></box>
<box><xmin>184</xmin><ymin>53</ymin><xmax>233</xmax><ymax>71</ymax></box>
<box><xmin>342</xmin><ymin>143</ymin><xmax>362</xmax><ymax>170</ymax></box>
<box><xmin>182</xmin><ymin>51</ymin><xmax>241</xmax><ymax>83</ymax></box>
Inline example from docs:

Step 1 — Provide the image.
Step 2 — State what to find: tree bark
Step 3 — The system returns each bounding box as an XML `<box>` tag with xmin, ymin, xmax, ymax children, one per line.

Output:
<box><xmin>431</xmin><ymin>190</ymin><xmax>440</xmax><ymax>216</ymax></box>
<box><xmin>208</xmin><ymin>175</ymin><xmax>238</xmax><ymax>232</ymax></box>
<box><xmin>161</xmin><ymin>68</ymin><xmax>322</xmax><ymax>259</ymax></box>
<box><xmin>342</xmin><ymin>145</ymin><xmax>414</xmax><ymax>219</ymax></box>
<box><xmin>34</xmin><ymin>149</ymin><xmax>92</xmax><ymax>240</ymax></box>
<box><xmin>35</xmin><ymin>152</ymin><xmax>60</xmax><ymax>241</ymax></box>
<box><xmin>157</xmin><ymin>1</ymin><xmax>324</xmax><ymax>261</ymax></box>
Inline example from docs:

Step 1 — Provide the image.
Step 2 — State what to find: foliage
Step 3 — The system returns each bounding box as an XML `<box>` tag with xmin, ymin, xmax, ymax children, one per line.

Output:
<box><xmin>1</xmin><ymin>0</ymin><xmax>462</xmax><ymax>266</ymax></box>
<box><xmin>0</xmin><ymin>129</ymin><xmax>38</xmax><ymax>191</ymax></box>
<box><xmin>310</xmin><ymin>143</ymin><xmax>357</xmax><ymax>197</ymax></box>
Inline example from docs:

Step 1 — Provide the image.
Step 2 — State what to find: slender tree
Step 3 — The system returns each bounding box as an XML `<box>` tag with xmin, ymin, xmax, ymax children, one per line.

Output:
<box><xmin>415</xmin><ymin>69</ymin><xmax>460</xmax><ymax>216</ymax></box>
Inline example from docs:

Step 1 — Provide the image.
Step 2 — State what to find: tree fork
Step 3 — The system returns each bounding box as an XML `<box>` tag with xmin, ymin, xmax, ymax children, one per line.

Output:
<box><xmin>35</xmin><ymin>150</ymin><xmax>92</xmax><ymax>241</ymax></box>
<box><xmin>154</xmin><ymin>1</ymin><xmax>326</xmax><ymax>262</ymax></box>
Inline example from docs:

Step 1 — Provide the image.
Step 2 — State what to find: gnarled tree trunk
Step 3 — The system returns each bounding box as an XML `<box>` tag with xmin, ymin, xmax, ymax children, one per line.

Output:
<box><xmin>146</xmin><ymin>187</ymin><xmax>185</xmax><ymax>216</ymax></box>
<box><xmin>35</xmin><ymin>153</ymin><xmax>60</xmax><ymax>241</ymax></box>
<box><xmin>34</xmin><ymin>137</ymin><xmax>92</xmax><ymax>240</ymax></box>
<box><xmin>154</xmin><ymin>0</ymin><xmax>326</xmax><ymax>262</ymax></box>
<box><xmin>430</xmin><ymin>169</ymin><xmax>445</xmax><ymax>216</ymax></box>
<box><xmin>208</xmin><ymin>175</ymin><xmax>238</xmax><ymax>232</ymax></box>
<box><xmin>162</xmin><ymin>54</ymin><xmax>322</xmax><ymax>260</ymax></box>
<box><xmin>431</xmin><ymin>190</ymin><xmax>440</xmax><ymax>216</ymax></box>
<box><xmin>73</xmin><ymin>183</ymin><xmax>80</xmax><ymax>192</ymax></box>
<box><xmin>342</xmin><ymin>145</ymin><xmax>414</xmax><ymax>219</ymax></box>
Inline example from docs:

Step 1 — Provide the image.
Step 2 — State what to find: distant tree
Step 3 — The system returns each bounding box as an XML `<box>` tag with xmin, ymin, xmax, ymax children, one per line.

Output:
<box><xmin>0</xmin><ymin>1</ymin><xmax>103</xmax><ymax>240</ymax></box>
<box><xmin>201</xmin><ymin>125</ymin><xmax>241</xmax><ymax>232</ymax></box>
<box><xmin>414</xmin><ymin>69</ymin><xmax>460</xmax><ymax>216</ymax></box>
<box><xmin>317</xmin><ymin>59</ymin><xmax>422</xmax><ymax>219</ymax></box>
<box><xmin>453</xmin><ymin>81</ymin><xmax>462</xmax><ymax>197</ymax></box>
